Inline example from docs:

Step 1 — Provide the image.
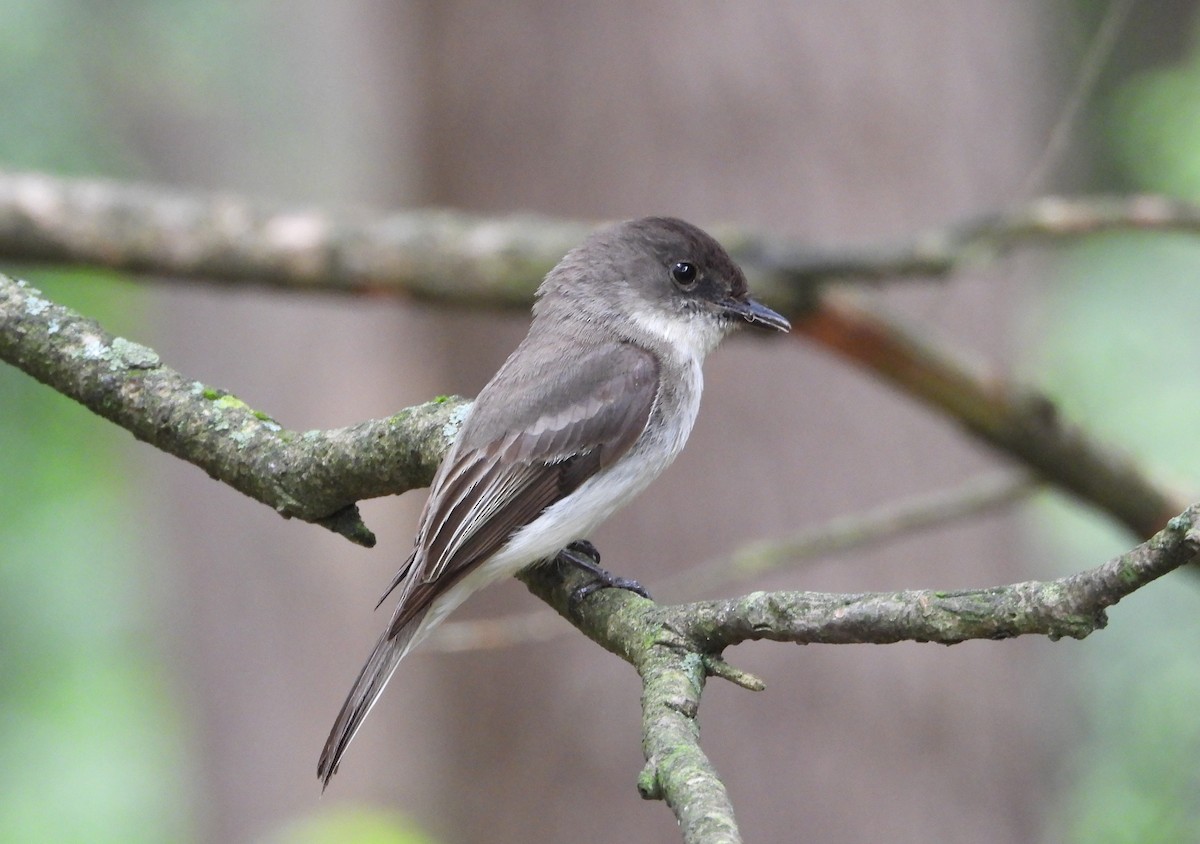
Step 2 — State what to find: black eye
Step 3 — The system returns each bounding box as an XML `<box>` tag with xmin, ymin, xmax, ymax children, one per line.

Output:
<box><xmin>671</xmin><ymin>261</ymin><xmax>697</xmax><ymax>288</ymax></box>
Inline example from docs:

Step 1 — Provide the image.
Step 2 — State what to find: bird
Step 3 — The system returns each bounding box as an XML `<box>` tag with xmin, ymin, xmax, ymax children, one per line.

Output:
<box><xmin>318</xmin><ymin>216</ymin><xmax>789</xmax><ymax>787</ymax></box>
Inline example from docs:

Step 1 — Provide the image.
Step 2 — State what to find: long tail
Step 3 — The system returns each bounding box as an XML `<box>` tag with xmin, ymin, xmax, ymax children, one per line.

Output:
<box><xmin>317</xmin><ymin>607</ymin><xmax>427</xmax><ymax>789</ymax></box>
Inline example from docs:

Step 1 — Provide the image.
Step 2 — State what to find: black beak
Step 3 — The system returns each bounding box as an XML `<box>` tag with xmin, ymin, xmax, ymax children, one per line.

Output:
<box><xmin>720</xmin><ymin>297</ymin><xmax>791</xmax><ymax>332</ymax></box>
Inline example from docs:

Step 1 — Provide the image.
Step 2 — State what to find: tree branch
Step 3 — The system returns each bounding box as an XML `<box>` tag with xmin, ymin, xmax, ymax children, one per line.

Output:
<box><xmin>520</xmin><ymin>502</ymin><xmax>1200</xmax><ymax>843</ymax></box>
<box><xmin>430</xmin><ymin>471</ymin><xmax>1039</xmax><ymax>652</ymax></box>
<box><xmin>763</xmin><ymin>194</ymin><xmax>1200</xmax><ymax>284</ymax></box>
<box><xmin>678</xmin><ymin>470</ymin><xmax>1039</xmax><ymax>596</ymax></box>
<box><xmin>793</xmin><ymin>291</ymin><xmax>1189</xmax><ymax>539</ymax></box>
<box><xmin>6</xmin><ymin>169</ymin><xmax>1200</xmax><ymax>299</ymax></box>
<box><xmin>0</xmin><ymin>169</ymin><xmax>587</xmax><ymax>305</ymax></box>
<box><xmin>0</xmin><ymin>271</ymin><xmax>468</xmax><ymax>545</ymax></box>
<box><xmin>0</xmin><ymin>169</ymin><xmax>1189</xmax><ymax>544</ymax></box>
<box><xmin>519</xmin><ymin>563</ymin><xmax>743</xmax><ymax>844</ymax></box>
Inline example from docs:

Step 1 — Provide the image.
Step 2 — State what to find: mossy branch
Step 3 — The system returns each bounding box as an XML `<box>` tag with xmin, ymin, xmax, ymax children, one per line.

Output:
<box><xmin>0</xmin><ymin>271</ymin><xmax>468</xmax><ymax>546</ymax></box>
<box><xmin>519</xmin><ymin>503</ymin><xmax>1200</xmax><ymax>843</ymax></box>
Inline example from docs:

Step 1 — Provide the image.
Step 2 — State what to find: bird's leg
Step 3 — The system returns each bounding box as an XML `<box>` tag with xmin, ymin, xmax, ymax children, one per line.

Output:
<box><xmin>557</xmin><ymin>540</ymin><xmax>652</xmax><ymax>615</ymax></box>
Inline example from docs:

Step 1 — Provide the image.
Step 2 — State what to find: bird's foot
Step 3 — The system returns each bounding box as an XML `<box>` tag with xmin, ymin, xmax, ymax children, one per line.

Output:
<box><xmin>558</xmin><ymin>540</ymin><xmax>652</xmax><ymax>615</ymax></box>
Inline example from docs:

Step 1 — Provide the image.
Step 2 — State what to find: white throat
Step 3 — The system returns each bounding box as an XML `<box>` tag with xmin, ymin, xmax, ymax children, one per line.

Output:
<box><xmin>626</xmin><ymin>307</ymin><xmax>730</xmax><ymax>362</ymax></box>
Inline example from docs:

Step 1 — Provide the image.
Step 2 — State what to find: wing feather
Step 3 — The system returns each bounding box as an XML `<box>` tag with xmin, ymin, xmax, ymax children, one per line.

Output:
<box><xmin>388</xmin><ymin>340</ymin><xmax>659</xmax><ymax>631</ymax></box>
<box><xmin>320</xmin><ymin>339</ymin><xmax>659</xmax><ymax>786</ymax></box>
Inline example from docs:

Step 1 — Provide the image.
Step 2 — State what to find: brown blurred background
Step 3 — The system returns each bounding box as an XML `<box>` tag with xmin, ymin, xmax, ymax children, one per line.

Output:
<box><xmin>8</xmin><ymin>2</ymin><xmax>1193</xmax><ymax>843</ymax></box>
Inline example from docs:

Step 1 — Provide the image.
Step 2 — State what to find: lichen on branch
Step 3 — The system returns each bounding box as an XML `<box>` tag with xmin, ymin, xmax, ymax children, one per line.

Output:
<box><xmin>0</xmin><ymin>271</ymin><xmax>468</xmax><ymax>545</ymax></box>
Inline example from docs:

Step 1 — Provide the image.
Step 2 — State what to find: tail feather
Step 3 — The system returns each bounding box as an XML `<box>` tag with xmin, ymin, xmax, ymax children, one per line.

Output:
<box><xmin>318</xmin><ymin>608</ymin><xmax>427</xmax><ymax>789</ymax></box>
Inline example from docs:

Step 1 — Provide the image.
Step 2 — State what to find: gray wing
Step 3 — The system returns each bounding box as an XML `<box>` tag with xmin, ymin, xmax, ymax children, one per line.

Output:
<box><xmin>318</xmin><ymin>340</ymin><xmax>659</xmax><ymax>786</ymax></box>
<box><xmin>386</xmin><ymin>339</ymin><xmax>660</xmax><ymax>635</ymax></box>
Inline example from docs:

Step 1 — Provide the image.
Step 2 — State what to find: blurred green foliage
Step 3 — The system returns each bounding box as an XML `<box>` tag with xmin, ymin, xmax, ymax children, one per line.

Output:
<box><xmin>0</xmin><ymin>0</ymin><xmax>196</xmax><ymax>838</ymax></box>
<box><xmin>1112</xmin><ymin>47</ymin><xmax>1200</xmax><ymax>202</ymax></box>
<box><xmin>264</xmin><ymin>806</ymin><xmax>440</xmax><ymax>844</ymax></box>
<box><xmin>0</xmin><ymin>269</ymin><xmax>190</xmax><ymax>842</ymax></box>
<box><xmin>1025</xmin><ymin>15</ymin><xmax>1200</xmax><ymax>843</ymax></box>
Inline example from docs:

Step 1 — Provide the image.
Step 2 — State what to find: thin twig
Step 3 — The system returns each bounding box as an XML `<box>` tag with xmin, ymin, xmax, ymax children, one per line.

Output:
<box><xmin>428</xmin><ymin>471</ymin><xmax>1039</xmax><ymax>652</ymax></box>
<box><xmin>676</xmin><ymin>471</ymin><xmax>1040</xmax><ymax>596</ymax></box>
<box><xmin>426</xmin><ymin>610</ymin><xmax>565</xmax><ymax>653</ymax></box>
<box><xmin>764</xmin><ymin>195</ymin><xmax>1200</xmax><ymax>286</ymax></box>
<box><xmin>1014</xmin><ymin>0</ymin><xmax>1133</xmax><ymax>198</ymax></box>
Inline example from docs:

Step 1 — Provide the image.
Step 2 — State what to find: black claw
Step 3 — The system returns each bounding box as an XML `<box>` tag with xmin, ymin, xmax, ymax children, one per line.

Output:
<box><xmin>557</xmin><ymin>541</ymin><xmax>652</xmax><ymax>616</ymax></box>
<box><xmin>566</xmin><ymin>539</ymin><xmax>600</xmax><ymax>564</ymax></box>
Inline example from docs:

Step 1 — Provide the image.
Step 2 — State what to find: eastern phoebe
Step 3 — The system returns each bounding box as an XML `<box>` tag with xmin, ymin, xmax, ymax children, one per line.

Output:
<box><xmin>318</xmin><ymin>216</ymin><xmax>789</xmax><ymax>786</ymax></box>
